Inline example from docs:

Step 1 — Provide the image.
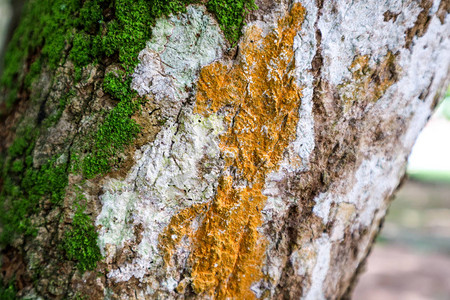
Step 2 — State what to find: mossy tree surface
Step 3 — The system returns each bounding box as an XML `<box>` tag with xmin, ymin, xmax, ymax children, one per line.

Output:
<box><xmin>0</xmin><ymin>0</ymin><xmax>256</xmax><ymax>298</ymax></box>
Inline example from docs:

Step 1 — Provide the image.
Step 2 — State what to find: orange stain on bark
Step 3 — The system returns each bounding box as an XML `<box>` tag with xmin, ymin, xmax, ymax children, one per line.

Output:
<box><xmin>160</xmin><ymin>4</ymin><xmax>306</xmax><ymax>298</ymax></box>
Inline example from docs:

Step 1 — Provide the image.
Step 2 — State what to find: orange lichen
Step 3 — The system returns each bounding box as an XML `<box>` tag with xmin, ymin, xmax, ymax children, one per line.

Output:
<box><xmin>159</xmin><ymin>203</ymin><xmax>209</xmax><ymax>264</ymax></box>
<box><xmin>339</xmin><ymin>51</ymin><xmax>399</xmax><ymax>107</ymax></box>
<box><xmin>160</xmin><ymin>3</ymin><xmax>306</xmax><ymax>298</ymax></box>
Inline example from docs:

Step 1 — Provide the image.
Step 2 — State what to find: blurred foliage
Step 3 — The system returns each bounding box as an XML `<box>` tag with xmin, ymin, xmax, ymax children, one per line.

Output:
<box><xmin>439</xmin><ymin>88</ymin><xmax>450</xmax><ymax>120</ymax></box>
<box><xmin>408</xmin><ymin>170</ymin><xmax>450</xmax><ymax>183</ymax></box>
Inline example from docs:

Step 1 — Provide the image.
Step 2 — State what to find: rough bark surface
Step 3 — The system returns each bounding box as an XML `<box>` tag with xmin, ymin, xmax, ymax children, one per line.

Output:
<box><xmin>0</xmin><ymin>0</ymin><xmax>449</xmax><ymax>299</ymax></box>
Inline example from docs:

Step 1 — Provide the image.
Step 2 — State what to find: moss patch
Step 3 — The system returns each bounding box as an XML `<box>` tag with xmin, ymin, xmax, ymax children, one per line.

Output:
<box><xmin>82</xmin><ymin>71</ymin><xmax>143</xmax><ymax>178</ymax></box>
<box><xmin>63</xmin><ymin>203</ymin><xmax>102</xmax><ymax>273</ymax></box>
<box><xmin>207</xmin><ymin>0</ymin><xmax>258</xmax><ymax>43</ymax></box>
<box><xmin>0</xmin><ymin>130</ymin><xmax>68</xmax><ymax>244</ymax></box>
<box><xmin>0</xmin><ymin>280</ymin><xmax>16</xmax><ymax>300</ymax></box>
<box><xmin>0</xmin><ymin>0</ymin><xmax>83</xmax><ymax>108</ymax></box>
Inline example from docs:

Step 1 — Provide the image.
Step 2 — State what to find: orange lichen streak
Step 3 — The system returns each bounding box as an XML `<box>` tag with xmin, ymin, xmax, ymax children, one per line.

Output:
<box><xmin>159</xmin><ymin>3</ymin><xmax>306</xmax><ymax>298</ymax></box>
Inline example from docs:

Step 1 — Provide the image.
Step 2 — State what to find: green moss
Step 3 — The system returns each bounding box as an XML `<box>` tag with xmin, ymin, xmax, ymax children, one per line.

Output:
<box><xmin>63</xmin><ymin>203</ymin><xmax>102</xmax><ymax>273</ymax></box>
<box><xmin>24</xmin><ymin>57</ymin><xmax>42</xmax><ymax>89</ymax></box>
<box><xmin>64</xmin><ymin>0</ymin><xmax>192</xmax><ymax>177</ymax></box>
<box><xmin>10</xmin><ymin>160</ymin><xmax>24</xmax><ymax>173</ymax></box>
<box><xmin>1</xmin><ymin>126</ymin><xmax>68</xmax><ymax>244</ymax></box>
<box><xmin>67</xmin><ymin>0</ymin><xmax>195</xmax><ymax>71</ymax></box>
<box><xmin>70</xmin><ymin>33</ymin><xmax>94</xmax><ymax>67</ymax></box>
<box><xmin>0</xmin><ymin>280</ymin><xmax>16</xmax><ymax>300</ymax></box>
<box><xmin>207</xmin><ymin>0</ymin><xmax>257</xmax><ymax>43</ymax></box>
<box><xmin>74</xmin><ymin>293</ymin><xmax>88</xmax><ymax>300</ymax></box>
<box><xmin>8</xmin><ymin>133</ymin><xmax>31</xmax><ymax>159</ymax></box>
<box><xmin>76</xmin><ymin>0</ymin><xmax>103</xmax><ymax>33</ymax></box>
<box><xmin>82</xmin><ymin>72</ymin><xmax>143</xmax><ymax>177</ymax></box>
<box><xmin>70</xmin><ymin>153</ymin><xmax>82</xmax><ymax>174</ymax></box>
<box><xmin>1</xmin><ymin>0</ymin><xmax>82</xmax><ymax>107</ymax></box>
<box><xmin>0</xmin><ymin>155</ymin><xmax>68</xmax><ymax>244</ymax></box>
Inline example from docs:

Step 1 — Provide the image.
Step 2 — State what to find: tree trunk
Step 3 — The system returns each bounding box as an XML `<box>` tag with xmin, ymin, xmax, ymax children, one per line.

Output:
<box><xmin>0</xmin><ymin>0</ymin><xmax>449</xmax><ymax>299</ymax></box>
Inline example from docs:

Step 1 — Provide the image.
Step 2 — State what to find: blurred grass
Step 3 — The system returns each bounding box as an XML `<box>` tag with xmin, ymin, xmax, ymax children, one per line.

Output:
<box><xmin>380</xmin><ymin>179</ymin><xmax>450</xmax><ymax>254</ymax></box>
<box><xmin>406</xmin><ymin>87</ymin><xmax>450</xmax><ymax>183</ymax></box>
<box><xmin>408</xmin><ymin>170</ymin><xmax>450</xmax><ymax>183</ymax></box>
<box><xmin>437</xmin><ymin>88</ymin><xmax>450</xmax><ymax>120</ymax></box>
<box><xmin>381</xmin><ymin>87</ymin><xmax>450</xmax><ymax>254</ymax></box>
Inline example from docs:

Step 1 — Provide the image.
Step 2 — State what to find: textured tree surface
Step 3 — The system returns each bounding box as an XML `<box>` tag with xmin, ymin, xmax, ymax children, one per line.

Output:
<box><xmin>0</xmin><ymin>0</ymin><xmax>449</xmax><ymax>299</ymax></box>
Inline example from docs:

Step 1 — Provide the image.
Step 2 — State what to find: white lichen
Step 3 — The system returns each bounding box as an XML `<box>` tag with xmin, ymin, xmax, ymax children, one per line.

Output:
<box><xmin>291</xmin><ymin>0</ymin><xmax>318</xmax><ymax>171</ymax></box>
<box><xmin>396</xmin><ymin>16</ymin><xmax>450</xmax><ymax>148</ymax></box>
<box><xmin>312</xmin><ymin>153</ymin><xmax>406</xmax><ymax>228</ymax></box>
<box><xmin>131</xmin><ymin>5</ymin><xmax>225</xmax><ymax>110</ymax></box>
<box><xmin>318</xmin><ymin>0</ymin><xmax>421</xmax><ymax>86</ymax></box>
<box><xmin>310</xmin><ymin>0</ymin><xmax>450</xmax><ymax>235</ymax></box>
<box><xmin>96</xmin><ymin>5</ymin><xmax>226</xmax><ymax>284</ymax></box>
<box><xmin>303</xmin><ymin>234</ymin><xmax>331</xmax><ymax>300</ymax></box>
<box><xmin>97</xmin><ymin>113</ymin><xmax>224</xmax><ymax>282</ymax></box>
<box><xmin>290</xmin><ymin>242</ymin><xmax>317</xmax><ymax>278</ymax></box>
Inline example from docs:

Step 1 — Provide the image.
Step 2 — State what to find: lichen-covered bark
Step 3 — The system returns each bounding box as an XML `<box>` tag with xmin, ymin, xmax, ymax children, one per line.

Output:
<box><xmin>0</xmin><ymin>0</ymin><xmax>449</xmax><ymax>299</ymax></box>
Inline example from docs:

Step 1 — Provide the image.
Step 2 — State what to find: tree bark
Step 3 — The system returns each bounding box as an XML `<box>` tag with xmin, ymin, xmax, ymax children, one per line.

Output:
<box><xmin>0</xmin><ymin>0</ymin><xmax>449</xmax><ymax>299</ymax></box>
